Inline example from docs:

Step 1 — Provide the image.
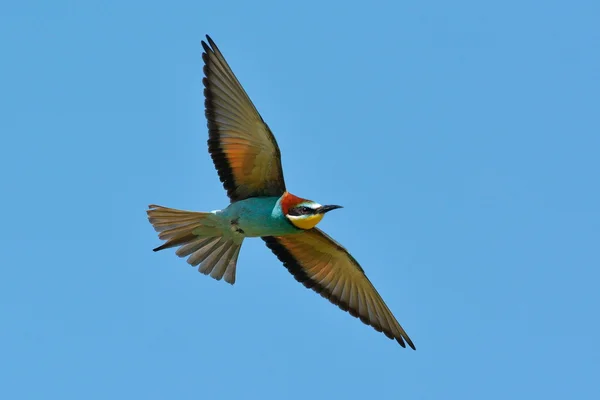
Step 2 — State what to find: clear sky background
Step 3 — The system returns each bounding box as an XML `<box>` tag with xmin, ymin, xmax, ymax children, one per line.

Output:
<box><xmin>1</xmin><ymin>1</ymin><xmax>599</xmax><ymax>399</ymax></box>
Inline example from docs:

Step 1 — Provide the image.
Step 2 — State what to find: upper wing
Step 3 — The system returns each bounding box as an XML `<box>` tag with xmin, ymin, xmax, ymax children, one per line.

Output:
<box><xmin>202</xmin><ymin>35</ymin><xmax>286</xmax><ymax>201</ymax></box>
<box><xmin>263</xmin><ymin>229</ymin><xmax>415</xmax><ymax>349</ymax></box>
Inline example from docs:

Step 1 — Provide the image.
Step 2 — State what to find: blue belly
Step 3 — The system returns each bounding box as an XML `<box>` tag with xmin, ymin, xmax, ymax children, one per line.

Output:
<box><xmin>217</xmin><ymin>196</ymin><xmax>300</xmax><ymax>237</ymax></box>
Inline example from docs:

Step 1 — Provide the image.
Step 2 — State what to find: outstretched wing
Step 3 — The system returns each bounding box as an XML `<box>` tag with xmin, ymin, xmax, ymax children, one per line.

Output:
<box><xmin>263</xmin><ymin>229</ymin><xmax>415</xmax><ymax>349</ymax></box>
<box><xmin>202</xmin><ymin>35</ymin><xmax>286</xmax><ymax>202</ymax></box>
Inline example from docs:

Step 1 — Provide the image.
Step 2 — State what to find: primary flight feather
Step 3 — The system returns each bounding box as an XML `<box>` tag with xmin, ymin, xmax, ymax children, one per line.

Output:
<box><xmin>147</xmin><ymin>35</ymin><xmax>415</xmax><ymax>349</ymax></box>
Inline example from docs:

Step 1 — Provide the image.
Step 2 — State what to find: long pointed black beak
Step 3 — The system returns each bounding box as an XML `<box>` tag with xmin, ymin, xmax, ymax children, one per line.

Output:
<box><xmin>317</xmin><ymin>205</ymin><xmax>343</xmax><ymax>214</ymax></box>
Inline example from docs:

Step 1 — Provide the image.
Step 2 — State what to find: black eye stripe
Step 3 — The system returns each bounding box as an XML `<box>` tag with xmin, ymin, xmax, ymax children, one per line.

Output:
<box><xmin>289</xmin><ymin>206</ymin><xmax>313</xmax><ymax>216</ymax></box>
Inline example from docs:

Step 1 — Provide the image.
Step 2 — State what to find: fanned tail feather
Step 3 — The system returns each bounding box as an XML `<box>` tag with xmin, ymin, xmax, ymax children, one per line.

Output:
<box><xmin>147</xmin><ymin>205</ymin><xmax>243</xmax><ymax>284</ymax></box>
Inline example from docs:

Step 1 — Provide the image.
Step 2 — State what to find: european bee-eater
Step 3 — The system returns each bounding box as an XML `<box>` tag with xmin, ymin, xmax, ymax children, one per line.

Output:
<box><xmin>148</xmin><ymin>35</ymin><xmax>415</xmax><ymax>349</ymax></box>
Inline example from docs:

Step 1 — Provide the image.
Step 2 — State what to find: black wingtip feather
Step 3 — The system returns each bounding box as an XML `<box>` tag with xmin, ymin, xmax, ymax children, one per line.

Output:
<box><xmin>206</xmin><ymin>34</ymin><xmax>217</xmax><ymax>49</ymax></box>
<box><xmin>201</xmin><ymin>37</ymin><xmax>211</xmax><ymax>52</ymax></box>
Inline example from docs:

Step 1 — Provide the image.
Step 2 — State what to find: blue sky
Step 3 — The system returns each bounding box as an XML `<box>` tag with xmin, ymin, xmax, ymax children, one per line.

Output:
<box><xmin>2</xmin><ymin>1</ymin><xmax>599</xmax><ymax>399</ymax></box>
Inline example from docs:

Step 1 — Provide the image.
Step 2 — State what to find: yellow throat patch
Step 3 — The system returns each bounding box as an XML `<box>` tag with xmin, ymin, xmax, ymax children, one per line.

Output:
<box><xmin>288</xmin><ymin>213</ymin><xmax>324</xmax><ymax>230</ymax></box>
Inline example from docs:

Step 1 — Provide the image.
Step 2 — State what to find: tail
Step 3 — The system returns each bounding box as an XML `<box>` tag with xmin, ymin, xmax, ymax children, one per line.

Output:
<box><xmin>147</xmin><ymin>205</ymin><xmax>243</xmax><ymax>285</ymax></box>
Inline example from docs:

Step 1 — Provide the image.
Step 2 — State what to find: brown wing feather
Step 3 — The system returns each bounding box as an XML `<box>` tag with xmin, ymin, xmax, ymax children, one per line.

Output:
<box><xmin>263</xmin><ymin>229</ymin><xmax>415</xmax><ymax>349</ymax></box>
<box><xmin>202</xmin><ymin>35</ymin><xmax>286</xmax><ymax>201</ymax></box>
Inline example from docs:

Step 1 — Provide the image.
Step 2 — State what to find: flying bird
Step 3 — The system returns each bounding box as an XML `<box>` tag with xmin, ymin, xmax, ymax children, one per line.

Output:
<box><xmin>147</xmin><ymin>35</ymin><xmax>415</xmax><ymax>349</ymax></box>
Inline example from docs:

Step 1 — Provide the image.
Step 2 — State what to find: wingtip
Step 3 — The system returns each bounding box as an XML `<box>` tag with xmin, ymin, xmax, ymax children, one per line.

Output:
<box><xmin>402</xmin><ymin>337</ymin><xmax>416</xmax><ymax>351</ymax></box>
<box><xmin>201</xmin><ymin>39</ymin><xmax>210</xmax><ymax>53</ymax></box>
<box><xmin>205</xmin><ymin>34</ymin><xmax>216</xmax><ymax>47</ymax></box>
<box><xmin>395</xmin><ymin>333</ymin><xmax>416</xmax><ymax>350</ymax></box>
<box><xmin>153</xmin><ymin>242</ymin><xmax>168</xmax><ymax>252</ymax></box>
<box><xmin>202</xmin><ymin>34</ymin><xmax>217</xmax><ymax>53</ymax></box>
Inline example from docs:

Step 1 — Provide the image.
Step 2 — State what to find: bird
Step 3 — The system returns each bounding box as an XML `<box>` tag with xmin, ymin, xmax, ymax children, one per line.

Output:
<box><xmin>147</xmin><ymin>35</ymin><xmax>415</xmax><ymax>350</ymax></box>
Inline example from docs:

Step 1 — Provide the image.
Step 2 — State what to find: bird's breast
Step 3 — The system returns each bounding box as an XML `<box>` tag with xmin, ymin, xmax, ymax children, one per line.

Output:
<box><xmin>218</xmin><ymin>197</ymin><xmax>299</xmax><ymax>237</ymax></box>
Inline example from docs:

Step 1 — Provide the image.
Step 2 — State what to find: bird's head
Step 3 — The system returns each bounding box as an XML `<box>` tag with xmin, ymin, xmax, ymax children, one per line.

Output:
<box><xmin>280</xmin><ymin>192</ymin><xmax>343</xmax><ymax>230</ymax></box>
